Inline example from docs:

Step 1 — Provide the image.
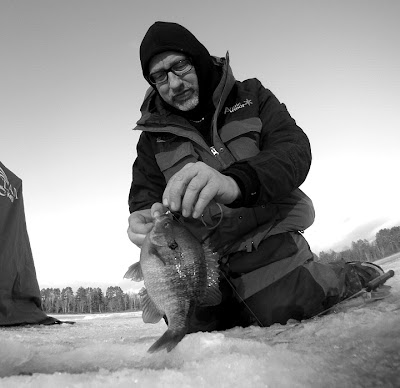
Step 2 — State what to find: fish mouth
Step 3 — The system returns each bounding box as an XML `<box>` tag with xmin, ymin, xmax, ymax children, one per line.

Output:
<box><xmin>153</xmin><ymin>212</ymin><xmax>173</xmax><ymax>224</ymax></box>
<box><xmin>157</xmin><ymin>210</ymin><xmax>172</xmax><ymax>218</ymax></box>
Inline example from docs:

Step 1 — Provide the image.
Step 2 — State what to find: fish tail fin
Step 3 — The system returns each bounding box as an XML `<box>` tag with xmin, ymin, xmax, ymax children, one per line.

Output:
<box><xmin>148</xmin><ymin>328</ymin><xmax>186</xmax><ymax>353</ymax></box>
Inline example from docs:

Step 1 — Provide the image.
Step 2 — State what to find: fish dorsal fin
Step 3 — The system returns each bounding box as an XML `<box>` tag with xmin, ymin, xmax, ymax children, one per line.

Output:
<box><xmin>199</xmin><ymin>242</ymin><xmax>222</xmax><ymax>306</ymax></box>
<box><xmin>140</xmin><ymin>289</ymin><xmax>164</xmax><ymax>323</ymax></box>
<box><xmin>123</xmin><ymin>262</ymin><xmax>143</xmax><ymax>282</ymax></box>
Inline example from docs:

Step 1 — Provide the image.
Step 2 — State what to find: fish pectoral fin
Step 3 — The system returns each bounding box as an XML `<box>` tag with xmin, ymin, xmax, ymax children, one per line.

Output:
<box><xmin>141</xmin><ymin>289</ymin><xmax>164</xmax><ymax>323</ymax></box>
<box><xmin>199</xmin><ymin>283</ymin><xmax>222</xmax><ymax>306</ymax></box>
<box><xmin>123</xmin><ymin>262</ymin><xmax>143</xmax><ymax>282</ymax></box>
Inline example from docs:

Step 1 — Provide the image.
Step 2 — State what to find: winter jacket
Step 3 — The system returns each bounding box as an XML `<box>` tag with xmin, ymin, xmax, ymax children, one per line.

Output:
<box><xmin>129</xmin><ymin>53</ymin><xmax>315</xmax><ymax>282</ymax></box>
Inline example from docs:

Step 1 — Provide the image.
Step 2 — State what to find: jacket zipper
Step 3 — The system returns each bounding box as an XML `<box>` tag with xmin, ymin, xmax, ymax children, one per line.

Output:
<box><xmin>210</xmin><ymin>146</ymin><xmax>219</xmax><ymax>156</ymax></box>
<box><xmin>210</xmin><ymin>145</ymin><xmax>232</xmax><ymax>169</ymax></box>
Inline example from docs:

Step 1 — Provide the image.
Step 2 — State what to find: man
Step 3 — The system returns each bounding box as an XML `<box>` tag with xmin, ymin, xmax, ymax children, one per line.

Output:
<box><xmin>127</xmin><ymin>21</ymin><xmax>384</xmax><ymax>329</ymax></box>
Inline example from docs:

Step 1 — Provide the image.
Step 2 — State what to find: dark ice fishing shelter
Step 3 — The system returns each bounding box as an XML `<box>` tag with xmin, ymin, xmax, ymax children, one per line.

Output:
<box><xmin>0</xmin><ymin>161</ymin><xmax>59</xmax><ymax>325</ymax></box>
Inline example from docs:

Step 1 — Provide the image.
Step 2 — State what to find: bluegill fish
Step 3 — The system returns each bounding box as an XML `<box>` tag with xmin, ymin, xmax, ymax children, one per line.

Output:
<box><xmin>124</xmin><ymin>212</ymin><xmax>222</xmax><ymax>353</ymax></box>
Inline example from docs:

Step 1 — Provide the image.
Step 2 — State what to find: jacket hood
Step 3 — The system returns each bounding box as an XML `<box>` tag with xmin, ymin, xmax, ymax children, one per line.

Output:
<box><xmin>139</xmin><ymin>21</ymin><xmax>222</xmax><ymax>120</ymax></box>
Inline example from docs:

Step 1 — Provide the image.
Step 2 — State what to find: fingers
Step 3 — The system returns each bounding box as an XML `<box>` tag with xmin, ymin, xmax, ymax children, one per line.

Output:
<box><xmin>162</xmin><ymin>163</ymin><xmax>194</xmax><ymax>212</ymax></box>
<box><xmin>151</xmin><ymin>202</ymin><xmax>168</xmax><ymax>218</ymax></box>
<box><xmin>163</xmin><ymin>162</ymin><xmax>243</xmax><ymax>219</ymax></box>
<box><xmin>127</xmin><ymin>202</ymin><xmax>175</xmax><ymax>248</ymax></box>
<box><xmin>191</xmin><ymin>183</ymin><xmax>218</xmax><ymax>218</ymax></box>
<box><xmin>181</xmin><ymin>174</ymin><xmax>212</xmax><ymax>218</ymax></box>
<box><xmin>127</xmin><ymin>227</ymin><xmax>147</xmax><ymax>248</ymax></box>
<box><xmin>127</xmin><ymin>207</ymin><xmax>156</xmax><ymax>248</ymax></box>
<box><xmin>163</xmin><ymin>162</ymin><xmax>220</xmax><ymax>218</ymax></box>
<box><xmin>128</xmin><ymin>210</ymin><xmax>153</xmax><ymax>233</ymax></box>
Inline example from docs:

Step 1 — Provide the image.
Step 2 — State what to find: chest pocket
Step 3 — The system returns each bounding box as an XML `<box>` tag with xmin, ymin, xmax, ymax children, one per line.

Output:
<box><xmin>219</xmin><ymin>117</ymin><xmax>262</xmax><ymax>161</ymax></box>
<box><xmin>155</xmin><ymin>141</ymin><xmax>199</xmax><ymax>182</ymax></box>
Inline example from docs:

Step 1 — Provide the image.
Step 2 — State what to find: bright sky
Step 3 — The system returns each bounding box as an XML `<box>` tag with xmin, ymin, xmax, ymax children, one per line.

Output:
<box><xmin>1</xmin><ymin>1</ymin><xmax>399</xmax><ymax>292</ymax></box>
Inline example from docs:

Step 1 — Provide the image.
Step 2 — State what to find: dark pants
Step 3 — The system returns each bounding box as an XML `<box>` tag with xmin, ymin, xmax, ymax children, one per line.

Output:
<box><xmin>188</xmin><ymin>259</ymin><xmax>362</xmax><ymax>332</ymax></box>
<box><xmin>237</xmin><ymin>263</ymin><xmax>336</xmax><ymax>327</ymax></box>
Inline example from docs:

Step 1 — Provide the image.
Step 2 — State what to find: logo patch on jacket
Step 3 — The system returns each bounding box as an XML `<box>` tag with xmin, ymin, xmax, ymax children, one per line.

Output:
<box><xmin>224</xmin><ymin>99</ymin><xmax>252</xmax><ymax>114</ymax></box>
<box><xmin>0</xmin><ymin>167</ymin><xmax>18</xmax><ymax>203</ymax></box>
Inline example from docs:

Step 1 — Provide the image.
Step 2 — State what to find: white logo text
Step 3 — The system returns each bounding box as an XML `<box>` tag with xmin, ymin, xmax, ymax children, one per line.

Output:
<box><xmin>224</xmin><ymin>99</ymin><xmax>253</xmax><ymax>114</ymax></box>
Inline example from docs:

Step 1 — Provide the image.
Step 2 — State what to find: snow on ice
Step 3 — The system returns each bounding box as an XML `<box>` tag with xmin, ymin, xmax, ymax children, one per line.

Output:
<box><xmin>0</xmin><ymin>255</ymin><xmax>399</xmax><ymax>388</ymax></box>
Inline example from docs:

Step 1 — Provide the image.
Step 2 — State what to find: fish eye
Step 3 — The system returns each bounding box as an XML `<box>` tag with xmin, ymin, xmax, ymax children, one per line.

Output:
<box><xmin>168</xmin><ymin>241</ymin><xmax>178</xmax><ymax>250</ymax></box>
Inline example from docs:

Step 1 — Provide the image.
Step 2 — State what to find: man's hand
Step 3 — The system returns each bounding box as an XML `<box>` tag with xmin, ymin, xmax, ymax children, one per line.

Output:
<box><xmin>162</xmin><ymin>162</ymin><xmax>241</xmax><ymax>218</ymax></box>
<box><xmin>127</xmin><ymin>202</ymin><xmax>166</xmax><ymax>248</ymax></box>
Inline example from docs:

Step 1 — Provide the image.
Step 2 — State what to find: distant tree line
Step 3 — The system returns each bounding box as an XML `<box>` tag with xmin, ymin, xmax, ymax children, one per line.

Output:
<box><xmin>317</xmin><ymin>226</ymin><xmax>400</xmax><ymax>263</ymax></box>
<box><xmin>40</xmin><ymin>286</ymin><xmax>141</xmax><ymax>314</ymax></box>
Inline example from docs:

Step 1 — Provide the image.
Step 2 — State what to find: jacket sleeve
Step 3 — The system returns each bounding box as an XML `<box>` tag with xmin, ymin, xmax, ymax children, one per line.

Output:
<box><xmin>128</xmin><ymin>132</ymin><xmax>166</xmax><ymax>213</ymax></box>
<box><xmin>223</xmin><ymin>79</ymin><xmax>312</xmax><ymax>207</ymax></box>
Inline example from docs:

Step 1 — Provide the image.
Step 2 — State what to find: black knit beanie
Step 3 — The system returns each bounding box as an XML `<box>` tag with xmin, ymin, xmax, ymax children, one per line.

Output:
<box><xmin>140</xmin><ymin>21</ymin><xmax>221</xmax><ymax>118</ymax></box>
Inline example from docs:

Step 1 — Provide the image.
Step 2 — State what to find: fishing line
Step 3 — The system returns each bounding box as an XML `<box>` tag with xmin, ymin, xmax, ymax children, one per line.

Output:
<box><xmin>220</xmin><ymin>270</ymin><xmax>264</xmax><ymax>328</ymax></box>
<box><xmin>201</xmin><ymin>202</ymin><xmax>224</xmax><ymax>230</ymax></box>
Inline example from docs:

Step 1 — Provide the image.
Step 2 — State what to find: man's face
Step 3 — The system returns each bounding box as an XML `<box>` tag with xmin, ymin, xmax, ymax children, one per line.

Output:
<box><xmin>148</xmin><ymin>51</ymin><xmax>199</xmax><ymax>111</ymax></box>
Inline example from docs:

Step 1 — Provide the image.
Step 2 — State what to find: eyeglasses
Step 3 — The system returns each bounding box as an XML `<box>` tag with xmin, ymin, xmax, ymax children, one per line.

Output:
<box><xmin>148</xmin><ymin>59</ymin><xmax>193</xmax><ymax>85</ymax></box>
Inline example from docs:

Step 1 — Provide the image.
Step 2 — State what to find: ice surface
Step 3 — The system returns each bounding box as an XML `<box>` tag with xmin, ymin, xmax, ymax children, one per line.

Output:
<box><xmin>1</xmin><ymin>256</ymin><xmax>399</xmax><ymax>388</ymax></box>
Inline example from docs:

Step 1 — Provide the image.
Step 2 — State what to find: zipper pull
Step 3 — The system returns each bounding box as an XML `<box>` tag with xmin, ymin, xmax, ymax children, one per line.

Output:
<box><xmin>210</xmin><ymin>146</ymin><xmax>219</xmax><ymax>156</ymax></box>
